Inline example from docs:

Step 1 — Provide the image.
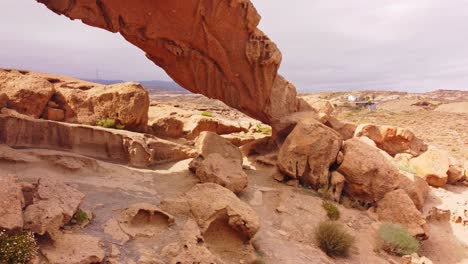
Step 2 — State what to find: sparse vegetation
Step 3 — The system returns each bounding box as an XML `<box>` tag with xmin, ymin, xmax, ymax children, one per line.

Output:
<box><xmin>322</xmin><ymin>200</ymin><xmax>340</xmax><ymax>220</ymax></box>
<box><xmin>0</xmin><ymin>230</ymin><xmax>38</xmax><ymax>264</ymax></box>
<box><xmin>314</xmin><ymin>221</ymin><xmax>354</xmax><ymax>257</ymax></box>
<box><xmin>376</xmin><ymin>222</ymin><xmax>420</xmax><ymax>256</ymax></box>
<box><xmin>96</xmin><ymin>118</ymin><xmax>125</xmax><ymax>129</ymax></box>
<box><xmin>73</xmin><ymin>209</ymin><xmax>89</xmax><ymax>225</ymax></box>
<box><xmin>255</xmin><ymin>124</ymin><xmax>272</xmax><ymax>135</ymax></box>
<box><xmin>201</xmin><ymin>111</ymin><xmax>213</xmax><ymax>117</ymax></box>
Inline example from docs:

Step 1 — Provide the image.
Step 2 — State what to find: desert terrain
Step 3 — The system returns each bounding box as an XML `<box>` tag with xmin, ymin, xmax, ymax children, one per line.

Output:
<box><xmin>0</xmin><ymin>68</ymin><xmax>467</xmax><ymax>264</ymax></box>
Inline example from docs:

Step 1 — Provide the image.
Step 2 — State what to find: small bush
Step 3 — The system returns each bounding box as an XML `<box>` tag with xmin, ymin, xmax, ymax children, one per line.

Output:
<box><xmin>96</xmin><ymin>118</ymin><xmax>124</xmax><ymax>129</ymax></box>
<box><xmin>73</xmin><ymin>209</ymin><xmax>89</xmax><ymax>225</ymax></box>
<box><xmin>255</xmin><ymin>124</ymin><xmax>272</xmax><ymax>135</ymax></box>
<box><xmin>201</xmin><ymin>111</ymin><xmax>212</xmax><ymax>117</ymax></box>
<box><xmin>0</xmin><ymin>230</ymin><xmax>38</xmax><ymax>264</ymax></box>
<box><xmin>314</xmin><ymin>221</ymin><xmax>354</xmax><ymax>257</ymax></box>
<box><xmin>322</xmin><ymin>200</ymin><xmax>340</xmax><ymax>220</ymax></box>
<box><xmin>376</xmin><ymin>223</ymin><xmax>420</xmax><ymax>256</ymax></box>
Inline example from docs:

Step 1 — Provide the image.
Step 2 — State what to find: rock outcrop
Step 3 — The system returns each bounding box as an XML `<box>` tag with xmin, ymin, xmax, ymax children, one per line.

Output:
<box><xmin>40</xmin><ymin>233</ymin><xmax>105</xmax><ymax>264</ymax></box>
<box><xmin>376</xmin><ymin>189</ymin><xmax>427</xmax><ymax>239</ymax></box>
<box><xmin>35</xmin><ymin>0</ymin><xmax>301</xmax><ymax>125</ymax></box>
<box><xmin>194</xmin><ymin>131</ymin><xmax>243</xmax><ymax>164</ymax></box>
<box><xmin>354</xmin><ymin>124</ymin><xmax>427</xmax><ymax>156</ymax></box>
<box><xmin>0</xmin><ymin>174</ymin><xmax>24</xmax><ymax>231</ymax></box>
<box><xmin>161</xmin><ymin>183</ymin><xmax>260</xmax><ymax>239</ymax></box>
<box><xmin>277</xmin><ymin>120</ymin><xmax>342</xmax><ymax>188</ymax></box>
<box><xmin>194</xmin><ymin>153</ymin><xmax>248</xmax><ymax>193</ymax></box>
<box><xmin>23</xmin><ymin>178</ymin><xmax>85</xmax><ymax>239</ymax></box>
<box><xmin>337</xmin><ymin>138</ymin><xmax>400</xmax><ymax>203</ymax></box>
<box><xmin>0</xmin><ymin>69</ymin><xmax>55</xmax><ymax>118</ymax></box>
<box><xmin>0</xmin><ymin>110</ymin><xmax>195</xmax><ymax>167</ymax></box>
<box><xmin>409</xmin><ymin>147</ymin><xmax>450</xmax><ymax>187</ymax></box>
<box><xmin>0</xmin><ymin>69</ymin><xmax>149</xmax><ymax>132</ymax></box>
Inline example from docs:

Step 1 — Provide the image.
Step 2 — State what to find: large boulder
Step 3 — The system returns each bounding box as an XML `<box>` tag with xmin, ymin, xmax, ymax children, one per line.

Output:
<box><xmin>0</xmin><ymin>69</ymin><xmax>55</xmax><ymax>118</ymax></box>
<box><xmin>376</xmin><ymin>189</ymin><xmax>428</xmax><ymax>239</ymax></box>
<box><xmin>194</xmin><ymin>153</ymin><xmax>248</xmax><ymax>193</ymax></box>
<box><xmin>23</xmin><ymin>178</ymin><xmax>85</xmax><ymax>239</ymax></box>
<box><xmin>354</xmin><ymin>124</ymin><xmax>427</xmax><ymax>156</ymax></box>
<box><xmin>0</xmin><ymin>174</ymin><xmax>24</xmax><ymax>231</ymax></box>
<box><xmin>161</xmin><ymin>183</ymin><xmax>260</xmax><ymax>239</ymax></box>
<box><xmin>0</xmin><ymin>110</ymin><xmax>196</xmax><ymax>167</ymax></box>
<box><xmin>325</xmin><ymin>116</ymin><xmax>356</xmax><ymax>140</ymax></box>
<box><xmin>337</xmin><ymin>138</ymin><xmax>400</xmax><ymax>203</ymax></box>
<box><xmin>277</xmin><ymin>120</ymin><xmax>342</xmax><ymax>188</ymax></box>
<box><xmin>398</xmin><ymin>172</ymin><xmax>429</xmax><ymax>210</ymax></box>
<box><xmin>194</xmin><ymin>131</ymin><xmax>243</xmax><ymax>164</ymax></box>
<box><xmin>409</xmin><ymin>147</ymin><xmax>450</xmax><ymax>187</ymax></box>
<box><xmin>36</xmin><ymin>0</ymin><xmax>300</xmax><ymax>125</ymax></box>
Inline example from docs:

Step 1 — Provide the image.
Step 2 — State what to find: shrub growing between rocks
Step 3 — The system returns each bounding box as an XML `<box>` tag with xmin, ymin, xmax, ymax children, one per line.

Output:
<box><xmin>314</xmin><ymin>221</ymin><xmax>354</xmax><ymax>257</ymax></box>
<box><xmin>0</xmin><ymin>230</ymin><xmax>38</xmax><ymax>264</ymax></box>
<box><xmin>376</xmin><ymin>222</ymin><xmax>420</xmax><ymax>256</ymax></box>
<box><xmin>201</xmin><ymin>111</ymin><xmax>213</xmax><ymax>117</ymax></box>
<box><xmin>96</xmin><ymin>118</ymin><xmax>125</xmax><ymax>129</ymax></box>
<box><xmin>322</xmin><ymin>200</ymin><xmax>340</xmax><ymax>220</ymax></box>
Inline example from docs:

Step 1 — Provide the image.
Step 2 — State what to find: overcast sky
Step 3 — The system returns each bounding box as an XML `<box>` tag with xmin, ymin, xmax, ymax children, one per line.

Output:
<box><xmin>1</xmin><ymin>0</ymin><xmax>468</xmax><ymax>92</ymax></box>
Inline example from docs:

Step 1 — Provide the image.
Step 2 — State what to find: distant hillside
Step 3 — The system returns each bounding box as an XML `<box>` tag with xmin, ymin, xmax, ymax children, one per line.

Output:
<box><xmin>86</xmin><ymin>79</ymin><xmax>188</xmax><ymax>93</ymax></box>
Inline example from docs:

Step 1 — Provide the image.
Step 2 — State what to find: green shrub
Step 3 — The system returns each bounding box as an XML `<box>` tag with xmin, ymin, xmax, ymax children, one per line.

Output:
<box><xmin>314</xmin><ymin>221</ymin><xmax>354</xmax><ymax>257</ymax></box>
<box><xmin>376</xmin><ymin>223</ymin><xmax>420</xmax><ymax>256</ymax></box>
<box><xmin>201</xmin><ymin>111</ymin><xmax>212</xmax><ymax>117</ymax></box>
<box><xmin>96</xmin><ymin>118</ymin><xmax>124</xmax><ymax>129</ymax></box>
<box><xmin>322</xmin><ymin>200</ymin><xmax>340</xmax><ymax>220</ymax></box>
<box><xmin>0</xmin><ymin>230</ymin><xmax>38</xmax><ymax>264</ymax></box>
<box><xmin>255</xmin><ymin>124</ymin><xmax>272</xmax><ymax>135</ymax></box>
<box><xmin>73</xmin><ymin>209</ymin><xmax>89</xmax><ymax>225</ymax></box>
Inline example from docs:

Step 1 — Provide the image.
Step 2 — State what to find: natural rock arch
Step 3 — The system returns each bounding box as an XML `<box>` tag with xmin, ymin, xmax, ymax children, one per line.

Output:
<box><xmin>36</xmin><ymin>0</ymin><xmax>304</xmax><ymax>124</ymax></box>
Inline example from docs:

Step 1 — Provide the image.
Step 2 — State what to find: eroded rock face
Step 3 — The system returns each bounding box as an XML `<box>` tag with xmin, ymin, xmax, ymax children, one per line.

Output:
<box><xmin>0</xmin><ymin>174</ymin><xmax>24</xmax><ymax>231</ymax></box>
<box><xmin>195</xmin><ymin>131</ymin><xmax>243</xmax><ymax>164</ymax></box>
<box><xmin>0</xmin><ymin>69</ymin><xmax>55</xmax><ymax>118</ymax></box>
<box><xmin>0</xmin><ymin>69</ymin><xmax>149</xmax><ymax>132</ymax></box>
<box><xmin>40</xmin><ymin>233</ymin><xmax>105</xmax><ymax>264</ymax></box>
<box><xmin>0</xmin><ymin>110</ymin><xmax>195</xmax><ymax>167</ymax></box>
<box><xmin>338</xmin><ymin>138</ymin><xmax>400</xmax><ymax>203</ymax></box>
<box><xmin>35</xmin><ymin>0</ymin><xmax>300</xmax><ymax>125</ymax></box>
<box><xmin>376</xmin><ymin>189</ymin><xmax>427</xmax><ymax>239</ymax></box>
<box><xmin>398</xmin><ymin>172</ymin><xmax>429</xmax><ymax>210</ymax></box>
<box><xmin>354</xmin><ymin>124</ymin><xmax>427</xmax><ymax>157</ymax></box>
<box><xmin>194</xmin><ymin>153</ymin><xmax>248</xmax><ymax>193</ymax></box>
<box><xmin>23</xmin><ymin>178</ymin><xmax>85</xmax><ymax>239</ymax></box>
<box><xmin>409</xmin><ymin>147</ymin><xmax>450</xmax><ymax>187</ymax></box>
<box><xmin>277</xmin><ymin>120</ymin><xmax>342</xmax><ymax>188</ymax></box>
<box><xmin>161</xmin><ymin>183</ymin><xmax>260</xmax><ymax>239</ymax></box>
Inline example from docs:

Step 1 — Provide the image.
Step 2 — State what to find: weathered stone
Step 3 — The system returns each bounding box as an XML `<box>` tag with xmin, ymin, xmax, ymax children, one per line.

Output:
<box><xmin>0</xmin><ymin>174</ymin><xmax>24</xmax><ymax>231</ymax></box>
<box><xmin>0</xmin><ymin>93</ymin><xmax>7</xmax><ymax>109</ymax></box>
<box><xmin>398</xmin><ymin>172</ymin><xmax>429</xmax><ymax>210</ymax></box>
<box><xmin>23</xmin><ymin>178</ymin><xmax>85</xmax><ymax>239</ymax></box>
<box><xmin>325</xmin><ymin>116</ymin><xmax>357</xmax><ymax>140</ymax></box>
<box><xmin>161</xmin><ymin>183</ymin><xmax>260</xmax><ymax>239</ymax></box>
<box><xmin>409</xmin><ymin>147</ymin><xmax>450</xmax><ymax>187</ymax></box>
<box><xmin>447</xmin><ymin>165</ymin><xmax>464</xmax><ymax>184</ymax></box>
<box><xmin>338</xmin><ymin>138</ymin><xmax>400</xmax><ymax>203</ymax></box>
<box><xmin>330</xmin><ymin>171</ymin><xmax>345</xmax><ymax>202</ymax></box>
<box><xmin>376</xmin><ymin>189</ymin><xmax>427</xmax><ymax>239</ymax></box>
<box><xmin>194</xmin><ymin>153</ymin><xmax>248</xmax><ymax>193</ymax></box>
<box><xmin>36</xmin><ymin>0</ymin><xmax>300</xmax><ymax>125</ymax></box>
<box><xmin>195</xmin><ymin>131</ymin><xmax>242</xmax><ymax>164</ymax></box>
<box><xmin>277</xmin><ymin>120</ymin><xmax>342</xmax><ymax>188</ymax></box>
<box><xmin>42</xmin><ymin>107</ymin><xmax>65</xmax><ymax>121</ymax></box>
<box><xmin>117</xmin><ymin>203</ymin><xmax>175</xmax><ymax>238</ymax></box>
<box><xmin>41</xmin><ymin>233</ymin><xmax>105</xmax><ymax>264</ymax></box>
<box><xmin>0</xmin><ymin>110</ymin><xmax>195</xmax><ymax>167</ymax></box>
<box><xmin>354</xmin><ymin>124</ymin><xmax>427</xmax><ymax>156</ymax></box>
<box><xmin>0</xmin><ymin>69</ymin><xmax>55</xmax><ymax>118</ymax></box>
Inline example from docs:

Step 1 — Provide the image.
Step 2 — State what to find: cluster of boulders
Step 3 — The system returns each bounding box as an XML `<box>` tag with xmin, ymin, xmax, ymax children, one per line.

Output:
<box><xmin>0</xmin><ymin>174</ymin><xmax>105</xmax><ymax>263</ymax></box>
<box><xmin>271</xmin><ymin>104</ymin><xmax>467</xmax><ymax>239</ymax></box>
<box><xmin>0</xmin><ymin>69</ymin><xmax>149</xmax><ymax>132</ymax></box>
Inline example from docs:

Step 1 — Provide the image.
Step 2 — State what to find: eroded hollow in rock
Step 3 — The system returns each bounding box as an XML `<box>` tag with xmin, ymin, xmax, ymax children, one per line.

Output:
<box><xmin>203</xmin><ymin>212</ymin><xmax>251</xmax><ymax>262</ymax></box>
<box><xmin>130</xmin><ymin>209</ymin><xmax>171</xmax><ymax>230</ymax></box>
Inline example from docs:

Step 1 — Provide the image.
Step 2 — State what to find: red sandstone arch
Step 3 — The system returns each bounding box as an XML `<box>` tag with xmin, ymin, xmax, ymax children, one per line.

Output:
<box><xmin>36</xmin><ymin>0</ymin><xmax>303</xmax><ymax>124</ymax></box>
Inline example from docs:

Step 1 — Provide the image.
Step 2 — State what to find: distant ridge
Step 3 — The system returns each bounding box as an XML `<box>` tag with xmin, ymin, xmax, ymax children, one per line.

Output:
<box><xmin>86</xmin><ymin>79</ymin><xmax>188</xmax><ymax>92</ymax></box>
